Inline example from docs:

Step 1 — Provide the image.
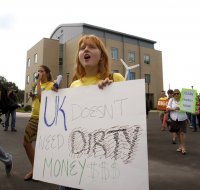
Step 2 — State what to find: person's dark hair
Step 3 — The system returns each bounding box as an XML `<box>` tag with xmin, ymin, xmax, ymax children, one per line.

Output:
<box><xmin>167</xmin><ymin>89</ymin><xmax>173</xmax><ymax>95</ymax></box>
<box><xmin>40</xmin><ymin>65</ymin><xmax>53</xmax><ymax>82</ymax></box>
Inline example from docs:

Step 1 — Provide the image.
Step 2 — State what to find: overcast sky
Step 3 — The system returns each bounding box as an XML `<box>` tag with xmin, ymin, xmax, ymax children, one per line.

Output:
<box><xmin>0</xmin><ymin>0</ymin><xmax>199</xmax><ymax>92</ymax></box>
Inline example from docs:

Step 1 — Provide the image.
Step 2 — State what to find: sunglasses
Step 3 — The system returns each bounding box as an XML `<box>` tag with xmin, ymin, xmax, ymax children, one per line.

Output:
<box><xmin>174</xmin><ymin>93</ymin><xmax>180</xmax><ymax>95</ymax></box>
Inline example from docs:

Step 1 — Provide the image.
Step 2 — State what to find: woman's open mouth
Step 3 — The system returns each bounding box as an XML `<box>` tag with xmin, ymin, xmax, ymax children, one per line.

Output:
<box><xmin>84</xmin><ymin>54</ymin><xmax>91</xmax><ymax>60</ymax></box>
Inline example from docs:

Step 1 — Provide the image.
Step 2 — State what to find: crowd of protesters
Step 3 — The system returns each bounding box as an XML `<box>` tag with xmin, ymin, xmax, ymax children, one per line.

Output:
<box><xmin>157</xmin><ymin>88</ymin><xmax>200</xmax><ymax>156</ymax></box>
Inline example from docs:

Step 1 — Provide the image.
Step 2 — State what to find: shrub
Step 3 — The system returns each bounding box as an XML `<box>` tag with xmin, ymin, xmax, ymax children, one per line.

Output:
<box><xmin>24</xmin><ymin>105</ymin><xmax>32</xmax><ymax>112</ymax></box>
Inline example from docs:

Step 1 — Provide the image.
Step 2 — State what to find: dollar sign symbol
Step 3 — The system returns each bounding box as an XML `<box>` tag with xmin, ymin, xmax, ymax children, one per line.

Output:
<box><xmin>100</xmin><ymin>161</ymin><xmax>109</xmax><ymax>181</ymax></box>
<box><xmin>111</xmin><ymin>161</ymin><xmax>120</xmax><ymax>179</ymax></box>
<box><xmin>87</xmin><ymin>162</ymin><xmax>99</xmax><ymax>179</ymax></box>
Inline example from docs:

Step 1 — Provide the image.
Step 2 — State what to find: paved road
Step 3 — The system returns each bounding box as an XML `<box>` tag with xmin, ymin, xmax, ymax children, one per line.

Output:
<box><xmin>0</xmin><ymin>112</ymin><xmax>200</xmax><ymax>190</ymax></box>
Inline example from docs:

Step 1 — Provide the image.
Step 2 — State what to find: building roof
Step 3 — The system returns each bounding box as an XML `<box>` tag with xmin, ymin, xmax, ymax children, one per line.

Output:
<box><xmin>50</xmin><ymin>23</ymin><xmax>157</xmax><ymax>44</ymax></box>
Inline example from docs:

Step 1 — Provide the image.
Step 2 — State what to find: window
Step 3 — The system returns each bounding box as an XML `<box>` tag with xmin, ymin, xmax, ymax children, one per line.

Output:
<box><xmin>128</xmin><ymin>52</ymin><xmax>135</xmax><ymax>62</ymax></box>
<box><xmin>59</xmin><ymin>44</ymin><xmax>64</xmax><ymax>75</ymax></box>
<box><xmin>34</xmin><ymin>53</ymin><xmax>38</xmax><ymax>64</ymax></box>
<box><xmin>144</xmin><ymin>74</ymin><xmax>151</xmax><ymax>83</ymax></box>
<box><xmin>27</xmin><ymin>58</ymin><xmax>30</xmax><ymax>67</ymax></box>
<box><xmin>144</xmin><ymin>55</ymin><xmax>150</xmax><ymax>64</ymax></box>
<box><xmin>128</xmin><ymin>71</ymin><xmax>135</xmax><ymax>80</ymax></box>
<box><xmin>26</xmin><ymin>75</ymin><xmax>30</xmax><ymax>84</ymax></box>
<box><xmin>111</xmin><ymin>47</ymin><xmax>118</xmax><ymax>60</ymax></box>
<box><xmin>33</xmin><ymin>72</ymin><xmax>38</xmax><ymax>82</ymax></box>
<box><xmin>58</xmin><ymin>34</ymin><xmax>63</xmax><ymax>43</ymax></box>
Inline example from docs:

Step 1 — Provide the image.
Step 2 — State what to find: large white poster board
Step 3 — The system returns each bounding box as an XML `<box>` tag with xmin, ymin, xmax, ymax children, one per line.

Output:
<box><xmin>33</xmin><ymin>79</ymin><xmax>149</xmax><ymax>190</ymax></box>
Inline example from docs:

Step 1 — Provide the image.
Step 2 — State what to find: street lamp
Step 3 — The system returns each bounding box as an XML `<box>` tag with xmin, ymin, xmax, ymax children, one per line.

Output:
<box><xmin>66</xmin><ymin>73</ymin><xmax>69</xmax><ymax>87</ymax></box>
<box><xmin>147</xmin><ymin>82</ymin><xmax>150</xmax><ymax>108</ymax></box>
<box><xmin>145</xmin><ymin>75</ymin><xmax>150</xmax><ymax>112</ymax></box>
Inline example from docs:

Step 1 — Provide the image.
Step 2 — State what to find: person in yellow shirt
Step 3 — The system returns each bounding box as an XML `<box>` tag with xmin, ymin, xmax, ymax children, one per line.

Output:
<box><xmin>23</xmin><ymin>65</ymin><xmax>54</xmax><ymax>181</ymax></box>
<box><xmin>157</xmin><ymin>90</ymin><xmax>168</xmax><ymax>130</ymax></box>
<box><xmin>58</xmin><ymin>35</ymin><xmax>125</xmax><ymax>190</ymax></box>
<box><xmin>70</xmin><ymin>35</ymin><xmax>124</xmax><ymax>88</ymax></box>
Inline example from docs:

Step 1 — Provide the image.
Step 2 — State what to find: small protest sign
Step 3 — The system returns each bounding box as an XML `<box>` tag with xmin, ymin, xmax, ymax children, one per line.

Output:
<box><xmin>180</xmin><ymin>88</ymin><xmax>197</xmax><ymax>113</ymax></box>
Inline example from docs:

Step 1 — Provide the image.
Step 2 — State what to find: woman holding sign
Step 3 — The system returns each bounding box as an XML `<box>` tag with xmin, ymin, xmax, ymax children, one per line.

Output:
<box><xmin>58</xmin><ymin>35</ymin><xmax>125</xmax><ymax>190</ymax></box>
<box><xmin>167</xmin><ymin>89</ymin><xmax>188</xmax><ymax>155</ymax></box>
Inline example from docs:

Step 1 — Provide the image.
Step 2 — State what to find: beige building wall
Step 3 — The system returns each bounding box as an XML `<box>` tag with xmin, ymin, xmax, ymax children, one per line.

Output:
<box><xmin>24</xmin><ymin>24</ymin><xmax>163</xmax><ymax>109</ymax></box>
<box><xmin>140</xmin><ymin>47</ymin><xmax>163</xmax><ymax>106</ymax></box>
<box><xmin>24</xmin><ymin>38</ymin><xmax>59</xmax><ymax>105</ymax></box>
<box><xmin>62</xmin><ymin>35</ymin><xmax>81</xmax><ymax>87</ymax></box>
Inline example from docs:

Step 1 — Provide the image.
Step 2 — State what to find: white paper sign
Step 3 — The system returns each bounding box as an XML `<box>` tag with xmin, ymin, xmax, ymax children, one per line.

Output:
<box><xmin>33</xmin><ymin>79</ymin><xmax>149</xmax><ymax>190</ymax></box>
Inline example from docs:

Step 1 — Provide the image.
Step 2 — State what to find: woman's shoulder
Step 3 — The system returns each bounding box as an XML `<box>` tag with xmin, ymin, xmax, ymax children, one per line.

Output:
<box><xmin>70</xmin><ymin>80</ymin><xmax>81</xmax><ymax>88</ymax></box>
<box><xmin>43</xmin><ymin>81</ymin><xmax>54</xmax><ymax>90</ymax></box>
<box><xmin>113</xmin><ymin>73</ymin><xmax>125</xmax><ymax>82</ymax></box>
<box><xmin>168</xmin><ymin>97</ymin><xmax>175</xmax><ymax>103</ymax></box>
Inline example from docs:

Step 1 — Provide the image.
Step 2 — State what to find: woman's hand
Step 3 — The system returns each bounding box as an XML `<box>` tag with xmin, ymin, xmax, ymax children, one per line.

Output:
<box><xmin>29</xmin><ymin>91</ymin><xmax>35</xmax><ymax>98</ymax></box>
<box><xmin>51</xmin><ymin>85</ymin><xmax>58</xmax><ymax>92</ymax></box>
<box><xmin>98</xmin><ymin>78</ymin><xmax>113</xmax><ymax>89</ymax></box>
<box><xmin>174</xmin><ymin>107</ymin><xmax>180</xmax><ymax>111</ymax></box>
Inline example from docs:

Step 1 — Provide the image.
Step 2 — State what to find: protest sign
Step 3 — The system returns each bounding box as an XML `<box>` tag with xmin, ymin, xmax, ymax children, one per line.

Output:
<box><xmin>157</xmin><ymin>97</ymin><xmax>168</xmax><ymax>111</ymax></box>
<box><xmin>180</xmin><ymin>88</ymin><xmax>197</xmax><ymax>113</ymax></box>
<box><xmin>33</xmin><ymin>79</ymin><xmax>149</xmax><ymax>190</ymax></box>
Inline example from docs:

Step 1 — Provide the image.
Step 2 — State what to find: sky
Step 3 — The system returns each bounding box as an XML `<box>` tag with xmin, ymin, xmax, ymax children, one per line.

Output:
<box><xmin>0</xmin><ymin>0</ymin><xmax>200</xmax><ymax>92</ymax></box>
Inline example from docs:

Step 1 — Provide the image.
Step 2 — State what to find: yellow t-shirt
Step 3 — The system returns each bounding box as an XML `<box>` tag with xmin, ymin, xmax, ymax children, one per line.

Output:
<box><xmin>31</xmin><ymin>81</ymin><xmax>54</xmax><ymax>118</ymax></box>
<box><xmin>70</xmin><ymin>73</ymin><xmax>125</xmax><ymax>87</ymax></box>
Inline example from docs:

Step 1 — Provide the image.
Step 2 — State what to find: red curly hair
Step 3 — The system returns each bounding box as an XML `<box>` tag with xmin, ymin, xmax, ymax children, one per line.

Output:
<box><xmin>72</xmin><ymin>35</ymin><xmax>111</xmax><ymax>81</ymax></box>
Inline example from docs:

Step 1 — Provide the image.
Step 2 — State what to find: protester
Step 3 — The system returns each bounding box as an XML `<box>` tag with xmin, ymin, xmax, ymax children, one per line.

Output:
<box><xmin>0</xmin><ymin>83</ymin><xmax>10</xmax><ymax>125</ymax></box>
<box><xmin>0</xmin><ymin>84</ymin><xmax>6</xmax><ymax>127</ymax></box>
<box><xmin>55</xmin><ymin>34</ymin><xmax>125</xmax><ymax>190</ymax></box>
<box><xmin>165</xmin><ymin>89</ymin><xmax>177</xmax><ymax>144</ymax></box>
<box><xmin>161</xmin><ymin>89</ymin><xmax>173</xmax><ymax>130</ymax></box>
<box><xmin>157</xmin><ymin>90</ymin><xmax>168</xmax><ymax>130</ymax></box>
<box><xmin>0</xmin><ymin>146</ymin><xmax>13</xmax><ymax>176</ymax></box>
<box><xmin>167</xmin><ymin>89</ymin><xmax>188</xmax><ymax>155</ymax></box>
<box><xmin>196</xmin><ymin>94</ymin><xmax>200</xmax><ymax>131</ymax></box>
<box><xmin>4</xmin><ymin>86</ymin><xmax>19</xmax><ymax>132</ymax></box>
<box><xmin>191</xmin><ymin>107</ymin><xmax>197</xmax><ymax>132</ymax></box>
<box><xmin>23</xmin><ymin>65</ymin><xmax>54</xmax><ymax>181</ymax></box>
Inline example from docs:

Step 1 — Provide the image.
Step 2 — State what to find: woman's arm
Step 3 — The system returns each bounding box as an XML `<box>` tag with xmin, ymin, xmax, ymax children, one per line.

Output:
<box><xmin>166</xmin><ymin>98</ymin><xmax>179</xmax><ymax>111</ymax></box>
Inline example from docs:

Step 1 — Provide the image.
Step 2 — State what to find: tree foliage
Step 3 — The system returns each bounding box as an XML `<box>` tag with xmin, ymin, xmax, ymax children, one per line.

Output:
<box><xmin>0</xmin><ymin>76</ymin><xmax>24</xmax><ymax>104</ymax></box>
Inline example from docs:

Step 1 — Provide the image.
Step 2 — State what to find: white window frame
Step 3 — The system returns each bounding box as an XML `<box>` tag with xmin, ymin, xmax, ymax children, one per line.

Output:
<box><xmin>111</xmin><ymin>47</ymin><xmax>118</xmax><ymax>60</ymax></box>
<box><xmin>144</xmin><ymin>55</ymin><xmax>150</xmax><ymax>64</ymax></box>
<box><xmin>27</xmin><ymin>58</ymin><xmax>31</xmax><ymax>67</ymax></box>
<box><xmin>144</xmin><ymin>74</ymin><xmax>151</xmax><ymax>83</ymax></box>
<box><xmin>26</xmin><ymin>75</ymin><xmax>30</xmax><ymax>84</ymax></box>
<box><xmin>33</xmin><ymin>72</ymin><xmax>38</xmax><ymax>82</ymax></box>
<box><xmin>128</xmin><ymin>51</ymin><xmax>135</xmax><ymax>62</ymax></box>
<box><xmin>34</xmin><ymin>53</ymin><xmax>38</xmax><ymax>64</ymax></box>
<box><xmin>129</xmin><ymin>71</ymin><xmax>135</xmax><ymax>80</ymax></box>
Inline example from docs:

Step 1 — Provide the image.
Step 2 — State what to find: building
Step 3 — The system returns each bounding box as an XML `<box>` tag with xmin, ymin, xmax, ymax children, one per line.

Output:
<box><xmin>24</xmin><ymin>23</ymin><xmax>163</xmax><ymax>108</ymax></box>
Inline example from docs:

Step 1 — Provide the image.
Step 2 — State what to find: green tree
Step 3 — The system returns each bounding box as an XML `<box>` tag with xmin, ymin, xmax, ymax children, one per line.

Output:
<box><xmin>0</xmin><ymin>75</ymin><xmax>24</xmax><ymax>104</ymax></box>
